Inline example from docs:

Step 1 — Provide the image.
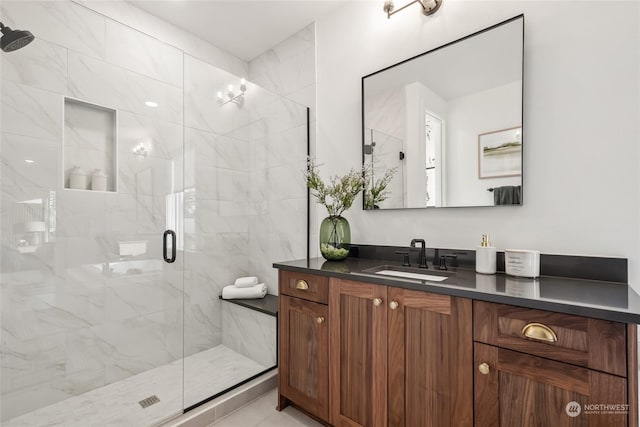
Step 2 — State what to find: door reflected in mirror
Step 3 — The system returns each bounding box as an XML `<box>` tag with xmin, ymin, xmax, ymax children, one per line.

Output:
<box><xmin>362</xmin><ymin>15</ymin><xmax>524</xmax><ymax>209</ymax></box>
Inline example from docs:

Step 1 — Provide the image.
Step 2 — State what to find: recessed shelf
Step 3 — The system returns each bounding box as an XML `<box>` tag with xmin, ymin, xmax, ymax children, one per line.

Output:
<box><xmin>63</xmin><ymin>97</ymin><xmax>117</xmax><ymax>192</ymax></box>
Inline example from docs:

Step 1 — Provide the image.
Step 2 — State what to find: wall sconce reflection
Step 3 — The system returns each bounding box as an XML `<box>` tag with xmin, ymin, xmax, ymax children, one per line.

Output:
<box><xmin>217</xmin><ymin>78</ymin><xmax>247</xmax><ymax>107</ymax></box>
<box><xmin>132</xmin><ymin>143</ymin><xmax>148</xmax><ymax>157</ymax></box>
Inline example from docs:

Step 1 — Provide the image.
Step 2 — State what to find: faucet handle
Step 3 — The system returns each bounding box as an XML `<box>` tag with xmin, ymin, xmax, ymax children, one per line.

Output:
<box><xmin>395</xmin><ymin>251</ymin><xmax>411</xmax><ymax>267</ymax></box>
<box><xmin>438</xmin><ymin>254</ymin><xmax>458</xmax><ymax>271</ymax></box>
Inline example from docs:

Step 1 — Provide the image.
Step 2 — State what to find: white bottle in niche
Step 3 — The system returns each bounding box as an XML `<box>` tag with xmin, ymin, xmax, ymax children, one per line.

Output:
<box><xmin>91</xmin><ymin>169</ymin><xmax>107</xmax><ymax>191</ymax></box>
<box><xmin>69</xmin><ymin>166</ymin><xmax>88</xmax><ymax>190</ymax></box>
<box><xmin>476</xmin><ymin>234</ymin><xmax>497</xmax><ymax>274</ymax></box>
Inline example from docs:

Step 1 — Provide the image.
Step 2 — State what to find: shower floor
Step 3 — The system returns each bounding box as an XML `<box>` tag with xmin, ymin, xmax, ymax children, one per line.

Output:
<box><xmin>3</xmin><ymin>345</ymin><xmax>268</xmax><ymax>427</ymax></box>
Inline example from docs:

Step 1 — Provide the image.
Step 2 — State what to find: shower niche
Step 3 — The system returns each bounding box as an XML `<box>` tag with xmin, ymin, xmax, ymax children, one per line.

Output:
<box><xmin>63</xmin><ymin>97</ymin><xmax>117</xmax><ymax>192</ymax></box>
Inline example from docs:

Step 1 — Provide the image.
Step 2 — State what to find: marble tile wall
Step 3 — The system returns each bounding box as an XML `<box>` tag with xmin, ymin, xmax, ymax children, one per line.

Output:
<box><xmin>77</xmin><ymin>0</ymin><xmax>248</xmax><ymax>79</ymax></box>
<box><xmin>221</xmin><ymin>303</ymin><xmax>276</xmax><ymax>370</ymax></box>
<box><xmin>181</xmin><ymin>53</ymin><xmax>307</xmax><ymax>359</ymax></box>
<box><xmin>248</xmin><ymin>24</ymin><xmax>316</xmax><ymax>294</ymax></box>
<box><xmin>182</xmin><ymin>54</ymin><xmax>251</xmax><ymax>359</ymax></box>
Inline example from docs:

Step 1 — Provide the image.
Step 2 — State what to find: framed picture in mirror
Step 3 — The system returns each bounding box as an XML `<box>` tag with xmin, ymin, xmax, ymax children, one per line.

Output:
<box><xmin>478</xmin><ymin>126</ymin><xmax>522</xmax><ymax>179</ymax></box>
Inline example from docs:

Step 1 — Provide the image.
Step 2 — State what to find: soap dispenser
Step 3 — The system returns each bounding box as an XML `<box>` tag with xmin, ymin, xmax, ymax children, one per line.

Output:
<box><xmin>476</xmin><ymin>234</ymin><xmax>497</xmax><ymax>274</ymax></box>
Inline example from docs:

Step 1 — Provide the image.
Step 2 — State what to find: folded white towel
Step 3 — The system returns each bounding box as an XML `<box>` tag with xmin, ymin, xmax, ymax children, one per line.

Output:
<box><xmin>234</xmin><ymin>276</ymin><xmax>259</xmax><ymax>288</ymax></box>
<box><xmin>222</xmin><ymin>283</ymin><xmax>267</xmax><ymax>300</ymax></box>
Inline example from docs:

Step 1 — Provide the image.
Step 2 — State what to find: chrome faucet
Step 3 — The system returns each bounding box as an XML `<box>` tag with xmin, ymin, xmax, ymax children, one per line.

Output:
<box><xmin>410</xmin><ymin>238</ymin><xmax>428</xmax><ymax>269</ymax></box>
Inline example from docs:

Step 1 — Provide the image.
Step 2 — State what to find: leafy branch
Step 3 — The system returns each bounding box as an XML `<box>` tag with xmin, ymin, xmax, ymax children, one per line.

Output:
<box><xmin>364</xmin><ymin>165</ymin><xmax>398</xmax><ymax>209</ymax></box>
<box><xmin>304</xmin><ymin>158</ymin><xmax>365</xmax><ymax>217</ymax></box>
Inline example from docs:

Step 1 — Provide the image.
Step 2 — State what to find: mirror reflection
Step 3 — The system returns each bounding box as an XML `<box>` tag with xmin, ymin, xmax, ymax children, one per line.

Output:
<box><xmin>363</xmin><ymin>15</ymin><xmax>524</xmax><ymax>209</ymax></box>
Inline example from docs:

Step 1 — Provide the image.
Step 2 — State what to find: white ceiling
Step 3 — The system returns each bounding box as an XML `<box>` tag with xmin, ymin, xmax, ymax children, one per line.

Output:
<box><xmin>128</xmin><ymin>0</ymin><xmax>344</xmax><ymax>61</ymax></box>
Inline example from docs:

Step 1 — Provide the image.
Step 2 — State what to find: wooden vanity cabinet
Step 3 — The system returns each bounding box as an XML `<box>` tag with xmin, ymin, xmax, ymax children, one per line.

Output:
<box><xmin>329</xmin><ymin>278</ymin><xmax>473</xmax><ymax>427</ymax></box>
<box><xmin>474</xmin><ymin>342</ymin><xmax>628</xmax><ymax>426</ymax></box>
<box><xmin>277</xmin><ymin>269</ymin><xmax>638</xmax><ymax>427</ymax></box>
<box><xmin>386</xmin><ymin>286</ymin><xmax>473</xmax><ymax>427</ymax></box>
<box><xmin>278</xmin><ymin>271</ymin><xmax>330</xmax><ymax>422</ymax></box>
<box><xmin>473</xmin><ymin>301</ymin><xmax>637</xmax><ymax>427</ymax></box>
<box><xmin>328</xmin><ymin>279</ymin><xmax>388</xmax><ymax>427</ymax></box>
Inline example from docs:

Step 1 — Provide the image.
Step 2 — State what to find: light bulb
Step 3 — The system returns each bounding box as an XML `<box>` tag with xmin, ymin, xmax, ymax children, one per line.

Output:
<box><xmin>217</xmin><ymin>91</ymin><xmax>223</xmax><ymax>100</ymax></box>
<box><xmin>228</xmin><ymin>84</ymin><xmax>234</xmax><ymax>92</ymax></box>
<box><xmin>240</xmin><ymin>78</ymin><xmax>246</xmax><ymax>85</ymax></box>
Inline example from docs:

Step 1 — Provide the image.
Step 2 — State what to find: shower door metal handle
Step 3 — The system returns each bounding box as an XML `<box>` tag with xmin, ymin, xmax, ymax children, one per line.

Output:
<box><xmin>163</xmin><ymin>230</ymin><xmax>176</xmax><ymax>263</ymax></box>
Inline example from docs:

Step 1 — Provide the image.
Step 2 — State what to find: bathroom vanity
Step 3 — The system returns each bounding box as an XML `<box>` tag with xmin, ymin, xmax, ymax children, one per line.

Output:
<box><xmin>274</xmin><ymin>253</ymin><xmax>640</xmax><ymax>426</ymax></box>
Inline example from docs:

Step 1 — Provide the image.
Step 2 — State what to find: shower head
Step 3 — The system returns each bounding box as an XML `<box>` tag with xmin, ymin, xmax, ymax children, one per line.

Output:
<box><xmin>0</xmin><ymin>21</ymin><xmax>34</xmax><ymax>52</ymax></box>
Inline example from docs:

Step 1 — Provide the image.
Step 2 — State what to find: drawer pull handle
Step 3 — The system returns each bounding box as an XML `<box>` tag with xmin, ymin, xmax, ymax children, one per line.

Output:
<box><xmin>295</xmin><ymin>280</ymin><xmax>309</xmax><ymax>290</ymax></box>
<box><xmin>373</xmin><ymin>298</ymin><xmax>383</xmax><ymax>307</ymax></box>
<box><xmin>316</xmin><ymin>316</ymin><xmax>325</xmax><ymax>324</ymax></box>
<box><xmin>522</xmin><ymin>322</ymin><xmax>558</xmax><ymax>343</ymax></box>
<box><xmin>389</xmin><ymin>301</ymin><xmax>399</xmax><ymax>310</ymax></box>
<box><xmin>479</xmin><ymin>362</ymin><xmax>490</xmax><ymax>375</ymax></box>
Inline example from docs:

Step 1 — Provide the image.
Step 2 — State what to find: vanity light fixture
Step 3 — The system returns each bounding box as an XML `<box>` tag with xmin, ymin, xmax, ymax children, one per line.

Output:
<box><xmin>217</xmin><ymin>78</ymin><xmax>247</xmax><ymax>107</ymax></box>
<box><xmin>383</xmin><ymin>0</ymin><xmax>443</xmax><ymax>19</ymax></box>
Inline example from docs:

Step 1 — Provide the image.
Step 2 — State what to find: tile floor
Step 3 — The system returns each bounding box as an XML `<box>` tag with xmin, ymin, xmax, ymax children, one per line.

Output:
<box><xmin>210</xmin><ymin>388</ymin><xmax>322</xmax><ymax>427</ymax></box>
<box><xmin>4</xmin><ymin>345</ymin><xmax>267</xmax><ymax>426</ymax></box>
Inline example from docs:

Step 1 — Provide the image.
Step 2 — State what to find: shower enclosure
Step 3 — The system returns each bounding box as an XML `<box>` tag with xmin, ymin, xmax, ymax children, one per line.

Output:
<box><xmin>0</xmin><ymin>1</ymin><xmax>308</xmax><ymax>425</ymax></box>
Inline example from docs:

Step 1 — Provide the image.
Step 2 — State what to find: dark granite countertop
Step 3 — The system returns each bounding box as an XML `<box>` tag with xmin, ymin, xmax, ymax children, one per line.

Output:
<box><xmin>273</xmin><ymin>257</ymin><xmax>640</xmax><ymax>324</ymax></box>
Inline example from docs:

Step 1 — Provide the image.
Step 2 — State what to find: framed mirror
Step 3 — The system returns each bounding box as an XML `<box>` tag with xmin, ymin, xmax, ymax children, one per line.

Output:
<box><xmin>362</xmin><ymin>15</ymin><xmax>524</xmax><ymax>209</ymax></box>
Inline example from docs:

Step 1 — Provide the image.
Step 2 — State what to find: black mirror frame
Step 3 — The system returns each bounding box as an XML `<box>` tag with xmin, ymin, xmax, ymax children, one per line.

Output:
<box><xmin>361</xmin><ymin>14</ymin><xmax>525</xmax><ymax>210</ymax></box>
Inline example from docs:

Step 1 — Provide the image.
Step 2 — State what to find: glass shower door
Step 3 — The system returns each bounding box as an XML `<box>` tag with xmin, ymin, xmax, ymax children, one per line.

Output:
<box><xmin>181</xmin><ymin>53</ymin><xmax>309</xmax><ymax>410</ymax></box>
<box><xmin>0</xmin><ymin>2</ymin><xmax>185</xmax><ymax>424</ymax></box>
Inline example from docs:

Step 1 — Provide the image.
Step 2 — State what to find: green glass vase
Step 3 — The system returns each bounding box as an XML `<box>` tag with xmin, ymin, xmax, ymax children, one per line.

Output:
<box><xmin>319</xmin><ymin>215</ymin><xmax>350</xmax><ymax>261</ymax></box>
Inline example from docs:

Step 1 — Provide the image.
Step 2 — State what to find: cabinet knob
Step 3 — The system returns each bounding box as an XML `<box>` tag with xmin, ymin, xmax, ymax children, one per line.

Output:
<box><xmin>295</xmin><ymin>279</ymin><xmax>309</xmax><ymax>290</ymax></box>
<box><xmin>373</xmin><ymin>298</ymin><xmax>383</xmax><ymax>306</ymax></box>
<box><xmin>479</xmin><ymin>362</ymin><xmax>490</xmax><ymax>375</ymax></box>
<box><xmin>316</xmin><ymin>316</ymin><xmax>325</xmax><ymax>324</ymax></box>
<box><xmin>389</xmin><ymin>301</ymin><xmax>399</xmax><ymax>310</ymax></box>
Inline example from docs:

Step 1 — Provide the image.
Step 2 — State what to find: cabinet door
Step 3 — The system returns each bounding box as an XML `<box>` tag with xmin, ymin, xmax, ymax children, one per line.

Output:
<box><xmin>279</xmin><ymin>295</ymin><xmax>329</xmax><ymax>421</ymax></box>
<box><xmin>388</xmin><ymin>288</ymin><xmax>473</xmax><ymax>427</ymax></box>
<box><xmin>475</xmin><ymin>342</ymin><xmax>628</xmax><ymax>427</ymax></box>
<box><xmin>329</xmin><ymin>278</ymin><xmax>388</xmax><ymax>427</ymax></box>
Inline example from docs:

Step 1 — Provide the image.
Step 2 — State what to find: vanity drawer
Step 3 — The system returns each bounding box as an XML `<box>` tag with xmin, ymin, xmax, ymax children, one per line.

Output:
<box><xmin>474</xmin><ymin>301</ymin><xmax>627</xmax><ymax>376</ymax></box>
<box><xmin>279</xmin><ymin>270</ymin><xmax>329</xmax><ymax>304</ymax></box>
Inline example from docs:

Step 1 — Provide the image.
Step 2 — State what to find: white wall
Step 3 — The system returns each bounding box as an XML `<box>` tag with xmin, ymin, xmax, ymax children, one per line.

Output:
<box><xmin>404</xmin><ymin>82</ymin><xmax>427</xmax><ymax>207</ymax></box>
<box><xmin>446</xmin><ymin>81</ymin><xmax>522</xmax><ymax>206</ymax></box>
<box><xmin>315</xmin><ymin>1</ymin><xmax>640</xmax><ymax>291</ymax></box>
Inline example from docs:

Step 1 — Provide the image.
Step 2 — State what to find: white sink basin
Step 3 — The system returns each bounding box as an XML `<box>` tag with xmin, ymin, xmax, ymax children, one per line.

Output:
<box><xmin>374</xmin><ymin>269</ymin><xmax>448</xmax><ymax>282</ymax></box>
